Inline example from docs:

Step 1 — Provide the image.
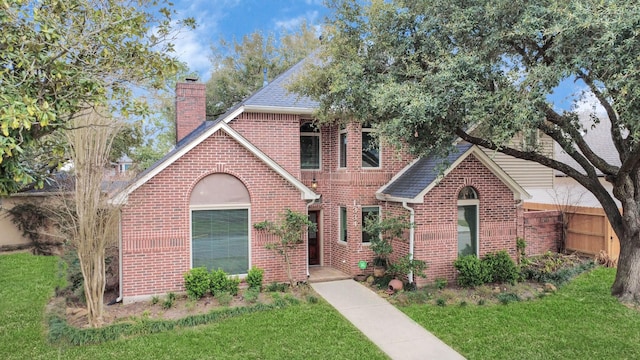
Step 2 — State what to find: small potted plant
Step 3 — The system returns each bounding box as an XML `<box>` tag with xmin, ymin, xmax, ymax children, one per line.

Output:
<box><xmin>371</xmin><ymin>242</ymin><xmax>392</xmax><ymax>277</ymax></box>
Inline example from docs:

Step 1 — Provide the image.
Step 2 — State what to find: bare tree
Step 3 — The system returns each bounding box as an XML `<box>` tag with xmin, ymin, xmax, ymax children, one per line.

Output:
<box><xmin>548</xmin><ymin>182</ymin><xmax>587</xmax><ymax>253</ymax></box>
<box><xmin>59</xmin><ymin>107</ymin><xmax>123</xmax><ymax>327</ymax></box>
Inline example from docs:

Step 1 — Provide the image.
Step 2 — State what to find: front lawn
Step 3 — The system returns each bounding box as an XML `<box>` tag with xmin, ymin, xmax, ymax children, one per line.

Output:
<box><xmin>0</xmin><ymin>253</ymin><xmax>388</xmax><ymax>360</ymax></box>
<box><xmin>402</xmin><ymin>267</ymin><xmax>640</xmax><ymax>359</ymax></box>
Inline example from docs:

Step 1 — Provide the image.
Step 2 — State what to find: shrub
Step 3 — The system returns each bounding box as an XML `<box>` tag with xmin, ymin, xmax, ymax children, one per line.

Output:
<box><xmin>183</xmin><ymin>267</ymin><xmax>211</xmax><ymax>300</ymax></box>
<box><xmin>454</xmin><ymin>255</ymin><xmax>491</xmax><ymax>288</ymax></box>
<box><xmin>227</xmin><ymin>276</ymin><xmax>241</xmax><ymax>296</ymax></box>
<box><xmin>216</xmin><ymin>291</ymin><xmax>233</xmax><ymax>306</ymax></box>
<box><xmin>210</xmin><ymin>269</ymin><xmax>229</xmax><ymax>296</ymax></box>
<box><xmin>434</xmin><ymin>278</ymin><xmax>448</xmax><ymax>290</ymax></box>
<box><xmin>246</xmin><ymin>266</ymin><xmax>264</xmax><ymax>290</ymax></box>
<box><xmin>265</xmin><ymin>281</ymin><xmax>287</xmax><ymax>292</ymax></box>
<box><xmin>483</xmin><ymin>251</ymin><xmax>519</xmax><ymax>284</ymax></box>
<box><xmin>243</xmin><ymin>288</ymin><xmax>260</xmax><ymax>304</ymax></box>
<box><xmin>496</xmin><ymin>292</ymin><xmax>520</xmax><ymax>305</ymax></box>
<box><xmin>163</xmin><ymin>293</ymin><xmax>176</xmax><ymax>309</ymax></box>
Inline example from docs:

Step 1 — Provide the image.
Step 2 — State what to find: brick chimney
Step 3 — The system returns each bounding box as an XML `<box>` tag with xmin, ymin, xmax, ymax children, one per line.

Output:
<box><xmin>175</xmin><ymin>78</ymin><xmax>206</xmax><ymax>144</ymax></box>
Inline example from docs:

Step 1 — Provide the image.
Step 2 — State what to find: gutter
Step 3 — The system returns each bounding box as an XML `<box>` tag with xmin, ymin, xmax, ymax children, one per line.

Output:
<box><xmin>115</xmin><ymin>210</ymin><xmax>123</xmax><ymax>303</ymax></box>
<box><xmin>402</xmin><ymin>202</ymin><xmax>415</xmax><ymax>284</ymax></box>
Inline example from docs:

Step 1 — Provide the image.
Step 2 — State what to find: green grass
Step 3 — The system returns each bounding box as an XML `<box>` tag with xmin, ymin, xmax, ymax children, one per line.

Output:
<box><xmin>1</xmin><ymin>253</ymin><xmax>388</xmax><ymax>360</ymax></box>
<box><xmin>402</xmin><ymin>267</ymin><xmax>640</xmax><ymax>359</ymax></box>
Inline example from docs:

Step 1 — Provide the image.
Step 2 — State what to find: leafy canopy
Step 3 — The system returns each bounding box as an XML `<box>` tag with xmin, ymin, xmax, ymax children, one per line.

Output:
<box><xmin>294</xmin><ymin>0</ymin><xmax>640</xmax><ymax>300</ymax></box>
<box><xmin>0</xmin><ymin>0</ymin><xmax>194</xmax><ymax>193</ymax></box>
<box><xmin>295</xmin><ymin>0</ymin><xmax>640</xmax><ymax>230</ymax></box>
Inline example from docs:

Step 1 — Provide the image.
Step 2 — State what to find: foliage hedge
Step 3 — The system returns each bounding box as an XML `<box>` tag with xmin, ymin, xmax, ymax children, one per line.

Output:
<box><xmin>455</xmin><ymin>250</ymin><xmax>595</xmax><ymax>288</ymax></box>
<box><xmin>454</xmin><ymin>255</ymin><xmax>491</xmax><ymax>287</ymax></box>
<box><xmin>47</xmin><ymin>296</ymin><xmax>301</xmax><ymax>346</ymax></box>
<box><xmin>183</xmin><ymin>267</ymin><xmax>210</xmax><ymax>300</ymax></box>
<box><xmin>483</xmin><ymin>250</ymin><xmax>519</xmax><ymax>284</ymax></box>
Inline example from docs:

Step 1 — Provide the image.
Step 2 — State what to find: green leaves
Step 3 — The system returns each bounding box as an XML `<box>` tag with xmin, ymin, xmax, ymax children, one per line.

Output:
<box><xmin>0</xmin><ymin>0</ymin><xmax>195</xmax><ymax>194</ymax></box>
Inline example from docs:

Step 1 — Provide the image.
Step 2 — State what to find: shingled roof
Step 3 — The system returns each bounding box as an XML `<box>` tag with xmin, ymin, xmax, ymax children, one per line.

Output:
<box><xmin>555</xmin><ymin>112</ymin><xmax>620</xmax><ymax>176</ymax></box>
<box><xmin>114</xmin><ymin>57</ymin><xmax>321</xmax><ymax>204</ymax></box>
<box><xmin>243</xmin><ymin>58</ymin><xmax>319</xmax><ymax>110</ymax></box>
<box><xmin>377</xmin><ymin>143</ymin><xmax>529</xmax><ymax>203</ymax></box>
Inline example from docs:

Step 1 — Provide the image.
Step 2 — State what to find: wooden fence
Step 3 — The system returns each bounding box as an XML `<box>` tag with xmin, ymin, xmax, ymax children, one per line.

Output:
<box><xmin>523</xmin><ymin>202</ymin><xmax>620</xmax><ymax>260</ymax></box>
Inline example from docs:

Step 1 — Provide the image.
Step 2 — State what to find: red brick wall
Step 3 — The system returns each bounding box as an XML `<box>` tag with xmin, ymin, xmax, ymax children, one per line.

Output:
<box><xmin>121</xmin><ymin>129</ymin><xmax>307</xmax><ymax>301</ymax></box>
<box><xmin>175</xmin><ymin>82</ymin><xmax>206</xmax><ymax>143</ymax></box>
<box><xmin>302</xmin><ymin>123</ymin><xmax>414</xmax><ymax>275</ymax></box>
<box><xmin>523</xmin><ymin>210</ymin><xmax>562</xmax><ymax>255</ymax></box>
<box><xmin>231</xmin><ymin>113</ymin><xmax>301</xmax><ymax>177</ymax></box>
<box><xmin>410</xmin><ymin>154</ymin><xmax>519</xmax><ymax>286</ymax></box>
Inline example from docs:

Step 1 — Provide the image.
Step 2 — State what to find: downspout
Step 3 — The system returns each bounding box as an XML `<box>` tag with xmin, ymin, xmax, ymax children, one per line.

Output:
<box><xmin>306</xmin><ymin>197</ymin><xmax>318</xmax><ymax>278</ymax></box>
<box><xmin>402</xmin><ymin>202</ymin><xmax>415</xmax><ymax>284</ymax></box>
<box><xmin>115</xmin><ymin>210</ymin><xmax>123</xmax><ymax>303</ymax></box>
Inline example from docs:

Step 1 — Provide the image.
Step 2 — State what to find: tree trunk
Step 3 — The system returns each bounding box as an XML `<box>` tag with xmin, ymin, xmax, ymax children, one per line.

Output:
<box><xmin>610</xmin><ymin>172</ymin><xmax>640</xmax><ymax>302</ymax></box>
<box><xmin>611</xmin><ymin>236</ymin><xmax>640</xmax><ymax>302</ymax></box>
<box><xmin>283</xmin><ymin>247</ymin><xmax>294</xmax><ymax>287</ymax></box>
<box><xmin>78</xmin><ymin>249</ymin><xmax>106</xmax><ymax>327</ymax></box>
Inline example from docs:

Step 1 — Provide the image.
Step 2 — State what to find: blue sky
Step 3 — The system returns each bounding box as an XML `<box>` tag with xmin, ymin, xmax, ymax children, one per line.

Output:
<box><xmin>171</xmin><ymin>0</ymin><xmax>329</xmax><ymax>81</ymax></box>
<box><xmin>167</xmin><ymin>1</ymin><xmax>599</xmax><ymax>114</ymax></box>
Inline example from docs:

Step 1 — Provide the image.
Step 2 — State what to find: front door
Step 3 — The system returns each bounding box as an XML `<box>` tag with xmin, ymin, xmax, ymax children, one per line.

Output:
<box><xmin>308</xmin><ymin>211</ymin><xmax>320</xmax><ymax>265</ymax></box>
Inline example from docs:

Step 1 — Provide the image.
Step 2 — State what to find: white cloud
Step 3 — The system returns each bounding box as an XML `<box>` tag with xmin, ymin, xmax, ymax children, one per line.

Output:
<box><xmin>275</xmin><ymin>11</ymin><xmax>320</xmax><ymax>32</ymax></box>
<box><xmin>573</xmin><ymin>89</ymin><xmax>607</xmax><ymax>116</ymax></box>
<box><xmin>173</xmin><ymin>29</ymin><xmax>212</xmax><ymax>81</ymax></box>
<box><xmin>170</xmin><ymin>0</ymin><xmax>239</xmax><ymax>81</ymax></box>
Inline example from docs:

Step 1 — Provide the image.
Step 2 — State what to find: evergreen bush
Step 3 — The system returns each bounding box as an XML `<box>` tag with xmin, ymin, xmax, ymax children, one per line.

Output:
<box><xmin>454</xmin><ymin>255</ymin><xmax>491</xmax><ymax>287</ymax></box>
<box><xmin>183</xmin><ymin>267</ymin><xmax>211</xmax><ymax>300</ymax></box>
<box><xmin>483</xmin><ymin>250</ymin><xmax>519</xmax><ymax>284</ymax></box>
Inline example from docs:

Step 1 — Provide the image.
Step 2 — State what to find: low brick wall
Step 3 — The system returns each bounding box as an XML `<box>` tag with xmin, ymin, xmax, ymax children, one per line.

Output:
<box><xmin>523</xmin><ymin>210</ymin><xmax>562</xmax><ymax>255</ymax></box>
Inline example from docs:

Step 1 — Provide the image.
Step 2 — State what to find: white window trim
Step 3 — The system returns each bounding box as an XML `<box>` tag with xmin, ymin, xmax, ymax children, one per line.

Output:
<box><xmin>301</xmin><ymin>123</ymin><xmax>321</xmax><ymax>171</ymax></box>
<box><xmin>338</xmin><ymin>206</ymin><xmax>348</xmax><ymax>244</ymax></box>
<box><xmin>189</xmin><ymin>205</ymin><xmax>251</xmax><ymax>277</ymax></box>
<box><xmin>339</xmin><ymin>128</ymin><xmax>348</xmax><ymax>169</ymax></box>
<box><xmin>457</xmin><ymin>199</ymin><xmax>479</xmax><ymax>257</ymax></box>
<box><xmin>361</xmin><ymin>126</ymin><xmax>381</xmax><ymax>169</ymax></box>
<box><xmin>361</xmin><ymin>205</ymin><xmax>380</xmax><ymax>245</ymax></box>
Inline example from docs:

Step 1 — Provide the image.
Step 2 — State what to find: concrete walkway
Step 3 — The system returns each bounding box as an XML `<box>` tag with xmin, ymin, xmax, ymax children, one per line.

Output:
<box><xmin>311</xmin><ymin>280</ymin><xmax>465</xmax><ymax>360</ymax></box>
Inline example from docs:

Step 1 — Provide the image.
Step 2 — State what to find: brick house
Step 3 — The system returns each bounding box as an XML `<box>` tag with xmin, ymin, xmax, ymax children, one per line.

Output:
<box><xmin>113</xmin><ymin>60</ymin><xmax>539</xmax><ymax>303</ymax></box>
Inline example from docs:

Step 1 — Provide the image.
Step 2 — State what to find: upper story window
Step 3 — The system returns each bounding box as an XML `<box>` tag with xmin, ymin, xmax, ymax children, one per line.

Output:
<box><xmin>339</xmin><ymin>127</ymin><xmax>347</xmax><ymax>168</ymax></box>
<box><xmin>300</xmin><ymin>122</ymin><xmax>320</xmax><ymax>170</ymax></box>
<box><xmin>362</xmin><ymin>123</ymin><xmax>380</xmax><ymax>168</ymax></box>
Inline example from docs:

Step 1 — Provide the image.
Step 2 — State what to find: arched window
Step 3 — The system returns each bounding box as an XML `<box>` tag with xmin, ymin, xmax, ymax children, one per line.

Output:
<box><xmin>457</xmin><ymin>186</ymin><xmax>479</xmax><ymax>257</ymax></box>
<box><xmin>190</xmin><ymin>174</ymin><xmax>250</xmax><ymax>275</ymax></box>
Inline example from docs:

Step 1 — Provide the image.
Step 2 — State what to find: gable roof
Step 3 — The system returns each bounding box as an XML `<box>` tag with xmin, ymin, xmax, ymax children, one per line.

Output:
<box><xmin>377</xmin><ymin>143</ymin><xmax>530</xmax><ymax>203</ymax></box>
<box><xmin>112</xmin><ymin>57</ymin><xmax>323</xmax><ymax>205</ymax></box>
<box><xmin>111</xmin><ymin>121</ymin><xmax>319</xmax><ymax>205</ymax></box>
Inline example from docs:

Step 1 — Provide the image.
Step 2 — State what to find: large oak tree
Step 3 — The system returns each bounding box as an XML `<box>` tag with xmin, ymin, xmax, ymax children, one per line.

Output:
<box><xmin>294</xmin><ymin>0</ymin><xmax>640</xmax><ymax>301</ymax></box>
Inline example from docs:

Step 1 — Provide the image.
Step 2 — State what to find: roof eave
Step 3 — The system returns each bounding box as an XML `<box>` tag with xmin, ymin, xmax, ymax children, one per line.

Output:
<box><xmin>375</xmin><ymin>192</ymin><xmax>423</xmax><ymax>204</ymax></box>
<box><xmin>111</xmin><ymin>119</ymin><xmax>319</xmax><ymax>205</ymax></box>
<box><xmin>243</xmin><ymin>105</ymin><xmax>315</xmax><ymax>116</ymax></box>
